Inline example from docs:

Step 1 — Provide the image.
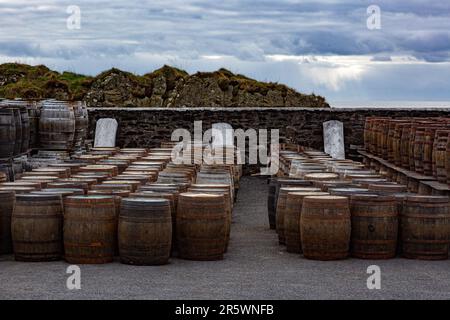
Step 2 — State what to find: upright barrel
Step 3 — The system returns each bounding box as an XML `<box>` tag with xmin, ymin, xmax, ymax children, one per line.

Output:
<box><xmin>64</xmin><ymin>196</ymin><xmax>116</xmax><ymax>264</ymax></box>
<box><xmin>276</xmin><ymin>187</ymin><xmax>321</xmax><ymax>245</ymax></box>
<box><xmin>176</xmin><ymin>193</ymin><xmax>227</xmax><ymax>260</ymax></box>
<box><xmin>433</xmin><ymin>130</ymin><xmax>449</xmax><ymax>183</ymax></box>
<box><xmin>284</xmin><ymin>191</ymin><xmax>329</xmax><ymax>253</ymax></box>
<box><xmin>350</xmin><ymin>195</ymin><xmax>398</xmax><ymax>259</ymax></box>
<box><xmin>119</xmin><ymin>198</ymin><xmax>172</xmax><ymax>265</ymax></box>
<box><xmin>39</xmin><ymin>102</ymin><xmax>76</xmax><ymax>150</ymax></box>
<box><xmin>0</xmin><ymin>190</ymin><xmax>15</xmax><ymax>254</ymax></box>
<box><xmin>11</xmin><ymin>194</ymin><xmax>63</xmax><ymax>261</ymax></box>
<box><xmin>300</xmin><ymin>196</ymin><xmax>351</xmax><ymax>260</ymax></box>
<box><xmin>0</xmin><ymin>108</ymin><xmax>16</xmax><ymax>158</ymax></box>
<box><xmin>401</xmin><ymin>196</ymin><xmax>450</xmax><ymax>260</ymax></box>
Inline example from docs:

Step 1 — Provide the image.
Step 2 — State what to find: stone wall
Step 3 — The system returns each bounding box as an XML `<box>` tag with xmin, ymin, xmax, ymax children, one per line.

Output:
<box><xmin>88</xmin><ymin>107</ymin><xmax>450</xmax><ymax>155</ymax></box>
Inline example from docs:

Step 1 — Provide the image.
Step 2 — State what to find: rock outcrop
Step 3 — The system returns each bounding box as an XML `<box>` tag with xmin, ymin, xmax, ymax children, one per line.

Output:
<box><xmin>0</xmin><ymin>63</ymin><xmax>330</xmax><ymax>108</ymax></box>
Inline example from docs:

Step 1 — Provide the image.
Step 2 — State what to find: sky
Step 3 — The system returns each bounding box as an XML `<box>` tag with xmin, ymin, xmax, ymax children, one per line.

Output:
<box><xmin>0</xmin><ymin>0</ymin><xmax>449</xmax><ymax>104</ymax></box>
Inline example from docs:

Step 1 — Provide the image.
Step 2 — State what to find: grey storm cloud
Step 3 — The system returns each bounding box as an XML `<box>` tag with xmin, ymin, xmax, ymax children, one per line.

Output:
<box><xmin>0</xmin><ymin>0</ymin><xmax>449</xmax><ymax>102</ymax></box>
<box><xmin>0</xmin><ymin>0</ymin><xmax>448</xmax><ymax>60</ymax></box>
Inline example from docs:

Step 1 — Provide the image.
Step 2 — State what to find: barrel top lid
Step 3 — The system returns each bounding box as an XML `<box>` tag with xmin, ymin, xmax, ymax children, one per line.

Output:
<box><xmin>88</xmin><ymin>190</ymin><xmax>130</xmax><ymax>195</ymax></box>
<box><xmin>16</xmin><ymin>193</ymin><xmax>61</xmax><ymax>201</ymax></box>
<box><xmin>41</xmin><ymin>188</ymin><xmax>84</xmax><ymax>193</ymax></box>
<box><xmin>305</xmin><ymin>173</ymin><xmax>339</xmax><ymax>178</ymax></box>
<box><xmin>330</xmin><ymin>188</ymin><xmax>370</xmax><ymax>192</ymax></box>
<box><xmin>288</xmin><ymin>191</ymin><xmax>330</xmax><ymax>197</ymax></box>
<box><xmin>66</xmin><ymin>195</ymin><xmax>115</xmax><ymax>200</ymax></box>
<box><xmin>122</xmin><ymin>197</ymin><xmax>169</xmax><ymax>204</ymax></box>
<box><xmin>406</xmin><ymin>195</ymin><xmax>450</xmax><ymax>203</ymax></box>
<box><xmin>180</xmin><ymin>192</ymin><xmax>223</xmax><ymax>198</ymax></box>
<box><xmin>304</xmin><ymin>195</ymin><xmax>348</xmax><ymax>201</ymax></box>
<box><xmin>0</xmin><ymin>186</ymin><xmax>34</xmax><ymax>191</ymax></box>
<box><xmin>191</xmin><ymin>184</ymin><xmax>229</xmax><ymax>188</ymax></box>
<box><xmin>0</xmin><ymin>190</ymin><xmax>15</xmax><ymax>196</ymax></box>
<box><xmin>351</xmin><ymin>194</ymin><xmax>396</xmax><ymax>201</ymax></box>
<box><xmin>280</xmin><ymin>187</ymin><xmax>321</xmax><ymax>192</ymax></box>
<box><xmin>21</xmin><ymin>176</ymin><xmax>59</xmax><ymax>180</ymax></box>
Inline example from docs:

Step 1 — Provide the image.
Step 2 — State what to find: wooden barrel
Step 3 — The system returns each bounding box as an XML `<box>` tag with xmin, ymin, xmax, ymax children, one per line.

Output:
<box><xmin>176</xmin><ymin>193</ymin><xmax>227</xmax><ymax>260</ymax></box>
<box><xmin>413</xmin><ymin>127</ymin><xmax>427</xmax><ymax>174</ymax></box>
<box><xmin>284</xmin><ymin>191</ymin><xmax>329</xmax><ymax>253</ymax></box>
<box><xmin>276</xmin><ymin>187</ymin><xmax>321</xmax><ymax>245</ymax></box>
<box><xmin>300</xmin><ymin>195</ymin><xmax>351</xmax><ymax>260</ymax></box>
<box><xmin>447</xmin><ymin>136</ymin><xmax>450</xmax><ymax>185</ymax></box>
<box><xmin>118</xmin><ymin>198</ymin><xmax>172</xmax><ymax>265</ymax></box>
<box><xmin>64</xmin><ymin>195</ymin><xmax>117</xmax><ymax>264</ymax></box>
<box><xmin>267</xmin><ymin>178</ymin><xmax>278</xmax><ymax>229</ymax></box>
<box><xmin>72</xmin><ymin>101</ymin><xmax>88</xmax><ymax>149</ymax></box>
<box><xmin>0</xmin><ymin>190</ymin><xmax>15</xmax><ymax>254</ymax></box>
<box><xmin>19</xmin><ymin>107</ymin><xmax>30</xmax><ymax>153</ymax></box>
<box><xmin>401</xmin><ymin>196</ymin><xmax>450</xmax><ymax>260</ymax></box>
<box><xmin>268</xmin><ymin>178</ymin><xmax>313</xmax><ymax>230</ymax></box>
<box><xmin>39</xmin><ymin>102</ymin><xmax>75</xmax><ymax>150</ymax></box>
<box><xmin>12</xmin><ymin>194</ymin><xmax>63</xmax><ymax>261</ymax></box>
<box><xmin>423</xmin><ymin>126</ymin><xmax>441</xmax><ymax>176</ymax></box>
<box><xmin>328</xmin><ymin>187</ymin><xmax>373</xmax><ymax>197</ymax></box>
<box><xmin>187</xmin><ymin>187</ymin><xmax>232</xmax><ymax>251</ymax></box>
<box><xmin>11</xmin><ymin>109</ymin><xmax>22</xmax><ymax>155</ymax></box>
<box><xmin>350</xmin><ymin>195</ymin><xmax>398</xmax><ymax>259</ymax></box>
<box><xmin>400</xmin><ymin>124</ymin><xmax>412</xmax><ymax>168</ymax></box>
<box><xmin>433</xmin><ymin>130</ymin><xmax>450</xmax><ymax>182</ymax></box>
<box><xmin>0</xmin><ymin>109</ymin><xmax>16</xmax><ymax>159</ymax></box>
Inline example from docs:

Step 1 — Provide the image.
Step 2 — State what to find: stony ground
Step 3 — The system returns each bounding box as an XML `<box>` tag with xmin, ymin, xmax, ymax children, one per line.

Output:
<box><xmin>1</xmin><ymin>176</ymin><xmax>449</xmax><ymax>300</ymax></box>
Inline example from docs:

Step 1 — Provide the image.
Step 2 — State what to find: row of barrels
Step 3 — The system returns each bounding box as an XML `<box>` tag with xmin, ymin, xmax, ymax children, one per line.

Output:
<box><xmin>0</xmin><ymin>99</ymin><xmax>88</xmax><ymax>159</ymax></box>
<box><xmin>0</xmin><ymin>145</ymin><xmax>240</xmax><ymax>263</ymax></box>
<box><xmin>364</xmin><ymin>117</ymin><xmax>450</xmax><ymax>184</ymax></box>
<box><xmin>269</xmin><ymin>149</ymin><xmax>450</xmax><ymax>260</ymax></box>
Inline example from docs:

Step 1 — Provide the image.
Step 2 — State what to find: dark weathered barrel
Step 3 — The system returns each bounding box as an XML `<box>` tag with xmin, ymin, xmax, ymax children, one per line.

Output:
<box><xmin>118</xmin><ymin>198</ymin><xmax>172</xmax><ymax>265</ymax></box>
<box><xmin>72</xmin><ymin>101</ymin><xmax>88</xmax><ymax>149</ymax></box>
<box><xmin>401</xmin><ymin>196</ymin><xmax>450</xmax><ymax>260</ymax></box>
<box><xmin>39</xmin><ymin>102</ymin><xmax>75</xmax><ymax>150</ymax></box>
<box><xmin>284</xmin><ymin>191</ymin><xmax>329</xmax><ymax>253</ymax></box>
<box><xmin>64</xmin><ymin>195</ymin><xmax>117</xmax><ymax>264</ymax></box>
<box><xmin>300</xmin><ymin>195</ymin><xmax>351</xmax><ymax>260</ymax></box>
<box><xmin>176</xmin><ymin>193</ymin><xmax>227</xmax><ymax>260</ymax></box>
<box><xmin>19</xmin><ymin>107</ymin><xmax>30</xmax><ymax>153</ymax></box>
<box><xmin>0</xmin><ymin>108</ymin><xmax>16</xmax><ymax>158</ymax></box>
<box><xmin>267</xmin><ymin>178</ymin><xmax>278</xmax><ymax>229</ymax></box>
<box><xmin>0</xmin><ymin>190</ymin><xmax>15</xmax><ymax>254</ymax></box>
<box><xmin>268</xmin><ymin>178</ymin><xmax>313</xmax><ymax>231</ymax></box>
<box><xmin>413</xmin><ymin>127</ymin><xmax>426</xmax><ymax>174</ymax></box>
<box><xmin>12</xmin><ymin>194</ymin><xmax>63</xmax><ymax>261</ymax></box>
<box><xmin>11</xmin><ymin>109</ymin><xmax>22</xmax><ymax>155</ymax></box>
<box><xmin>350</xmin><ymin>195</ymin><xmax>398</xmax><ymax>259</ymax></box>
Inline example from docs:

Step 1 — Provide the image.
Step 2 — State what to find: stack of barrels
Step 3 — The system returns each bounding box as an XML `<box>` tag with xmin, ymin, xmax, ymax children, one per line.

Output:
<box><xmin>269</xmin><ymin>146</ymin><xmax>450</xmax><ymax>260</ymax></box>
<box><xmin>0</xmin><ymin>143</ymin><xmax>240</xmax><ymax>264</ymax></box>
<box><xmin>364</xmin><ymin>116</ymin><xmax>450</xmax><ymax>184</ymax></box>
<box><xmin>0</xmin><ymin>99</ymin><xmax>88</xmax><ymax>182</ymax></box>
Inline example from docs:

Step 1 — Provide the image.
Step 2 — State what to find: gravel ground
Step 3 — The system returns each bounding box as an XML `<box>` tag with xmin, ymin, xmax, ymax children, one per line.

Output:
<box><xmin>1</xmin><ymin>176</ymin><xmax>449</xmax><ymax>300</ymax></box>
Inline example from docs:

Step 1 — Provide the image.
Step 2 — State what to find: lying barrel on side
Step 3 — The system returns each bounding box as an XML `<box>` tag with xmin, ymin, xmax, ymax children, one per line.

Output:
<box><xmin>64</xmin><ymin>196</ymin><xmax>117</xmax><ymax>264</ymax></box>
<box><xmin>300</xmin><ymin>195</ymin><xmax>351</xmax><ymax>260</ymax></box>
<box><xmin>176</xmin><ymin>193</ymin><xmax>227</xmax><ymax>261</ymax></box>
<box><xmin>401</xmin><ymin>196</ymin><xmax>450</xmax><ymax>260</ymax></box>
<box><xmin>11</xmin><ymin>194</ymin><xmax>63</xmax><ymax>261</ymax></box>
<box><xmin>350</xmin><ymin>195</ymin><xmax>398</xmax><ymax>259</ymax></box>
<box><xmin>118</xmin><ymin>198</ymin><xmax>172</xmax><ymax>265</ymax></box>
